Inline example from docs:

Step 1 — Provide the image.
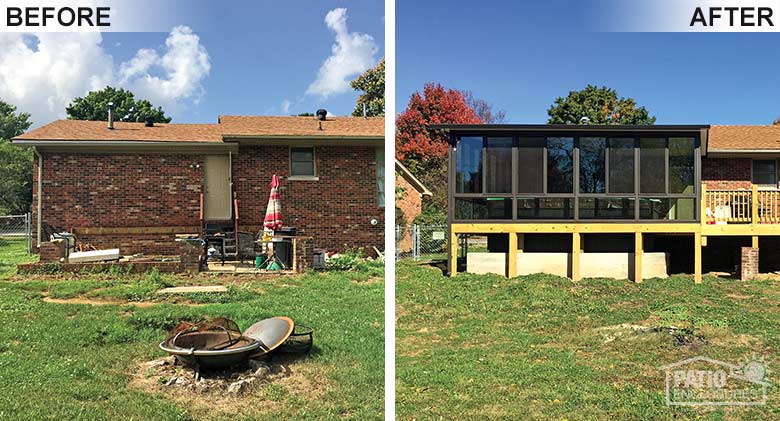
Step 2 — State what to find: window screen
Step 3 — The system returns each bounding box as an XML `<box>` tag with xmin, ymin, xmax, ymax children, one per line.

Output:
<box><xmin>290</xmin><ymin>147</ymin><xmax>315</xmax><ymax>176</ymax></box>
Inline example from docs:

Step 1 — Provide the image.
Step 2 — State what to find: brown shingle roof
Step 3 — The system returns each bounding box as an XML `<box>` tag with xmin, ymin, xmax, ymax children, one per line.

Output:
<box><xmin>14</xmin><ymin>120</ymin><xmax>222</xmax><ymax>142</ymax></box>
<box><xmin>14</xmin><ymin>116</ymin><xmax>385</xmax><ymax>142</ymax></box>
<box><xmin>219</xmin><ymin>116</ymin><xmax>384</xmax><ymax>138</ymax></box>
<box><xmin>709</xmin><ymin>125</ymin><xmax>780</xmax><ymax>151</ymax></box>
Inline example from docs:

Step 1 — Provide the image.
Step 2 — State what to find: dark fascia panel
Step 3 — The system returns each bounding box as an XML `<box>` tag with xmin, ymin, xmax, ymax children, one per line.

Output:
<box><xmin>429</xmin><ymin>123</ymin><xmax>710</xmax><ymax>131</ymax></box>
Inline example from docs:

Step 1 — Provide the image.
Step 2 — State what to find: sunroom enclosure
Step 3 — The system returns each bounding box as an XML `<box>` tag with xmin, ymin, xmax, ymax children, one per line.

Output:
<box><xmin>440</xmin><ymin>124</ymin><xmax>712</xmax><ymax>283</ymax></box>
<box><xmin>450</xmin><ymin>129</ymin><xmax>701</xmax><ymax>223</ymax></box>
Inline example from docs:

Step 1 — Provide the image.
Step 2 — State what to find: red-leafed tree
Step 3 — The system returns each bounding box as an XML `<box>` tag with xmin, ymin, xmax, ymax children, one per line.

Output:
<box><xmin>396</xmin><ymin>84</ymin><xmax>483</xmax><ymax>211</ymax></box>
<box><xmin>396</xmin><ymin>83</ymin><xmax>483</xmax><ymax>174</ymax></box>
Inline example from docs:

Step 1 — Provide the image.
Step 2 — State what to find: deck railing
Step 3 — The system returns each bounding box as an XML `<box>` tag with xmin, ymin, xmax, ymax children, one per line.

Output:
<box><xmin>702</xmin><ymin>184</ymin><xmax>780</xmax><ymax>224</ymax></box>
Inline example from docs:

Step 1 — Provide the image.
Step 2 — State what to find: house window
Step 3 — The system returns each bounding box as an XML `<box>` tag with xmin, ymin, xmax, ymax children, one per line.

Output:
<box><xmin>485</xmin><ymin>137</ymin><xmax>513</xmax><ymax>193</ymax></box>
<box><xmin>456</xmin><ymin>137</ymin><xmax>483</xmax><ymax>193</ymax></box>
<box><xmin>753</xmin><ymin>160</ymin><xmax>777</xmax><ymax>186</ymax></box>
<box><xmin>290</xmin><ymin>147</ymin><xmax>315</xmax><ymax>176</ymax></box>
<box><xmin>377</xmin><ymin>147</ymin><xmax>385</xmax><ymax>208</ymax></box>
<box><xmin>609</xmin><ymin>138</ymin><xmax>635</xmax><ymax>193</ymax></box>
<box><xmin>639</xmin><ymin>138</ymin><xmax>666</xmax><ymax>193</ymax></box>
<box><xmin>546</xmin><ymin>137</ymin><xmax>573</xmax><ymax>193</ymax></box>
<box><xmin>579</xmin><ymin>137</ymin><xmax>606</xmax><ymax>193</ymax></box>
<box><xmin>517</xmin><ymin>137</ymin><xmax>544</xmax><ymax>193</ymax></box>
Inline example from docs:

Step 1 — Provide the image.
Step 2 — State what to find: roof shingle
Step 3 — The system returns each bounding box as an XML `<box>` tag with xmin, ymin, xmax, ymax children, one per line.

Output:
<box><xmin>219</xmin><ymin>115</ymin><xmax>384</xmax><ymax>138</ymax></box>
<box><xmin>708</xmin><ymin>125</ymin><xmax>780</xmax><ymax>151</ymax></box>
<box><xmin>14</xmin><ymin>120</ymin><xmax>222</xmax><ymax>142</ymax></box>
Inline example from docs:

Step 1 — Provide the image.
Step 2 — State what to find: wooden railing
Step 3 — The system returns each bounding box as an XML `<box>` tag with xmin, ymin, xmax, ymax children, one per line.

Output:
<box><xmin>702</xmin><ymin>184</ymin><xmax>780</xmax><ymax>224</ymax></box>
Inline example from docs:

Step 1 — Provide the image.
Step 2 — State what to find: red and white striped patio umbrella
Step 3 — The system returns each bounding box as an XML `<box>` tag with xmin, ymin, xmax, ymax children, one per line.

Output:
<box><xmin>263</xmin><ymin>174</ymin><xmax>283</xmax><ymax>231</ymax></box>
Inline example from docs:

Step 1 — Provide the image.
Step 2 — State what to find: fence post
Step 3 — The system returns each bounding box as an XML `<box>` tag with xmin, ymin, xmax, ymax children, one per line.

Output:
<box><xmin>412</xmin><ymin>224</ymin><xmax>419</xmax><ymax>261</ymax></box>
<box><xmin>26</xmin><ymin>212</ymin><xmax>31</xmax><ymax>253</ymax></box>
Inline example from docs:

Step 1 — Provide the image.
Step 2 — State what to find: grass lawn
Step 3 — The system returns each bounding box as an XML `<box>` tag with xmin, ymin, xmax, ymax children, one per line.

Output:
<box><xmin>396</xmin><ymin>260</ymin><xmax>780</xmax><ymax>420</ymax></box>
<box><xmin>0</xmin><ymin>238</ymin><xmax>384</xmax><ymax>420</ymax></box>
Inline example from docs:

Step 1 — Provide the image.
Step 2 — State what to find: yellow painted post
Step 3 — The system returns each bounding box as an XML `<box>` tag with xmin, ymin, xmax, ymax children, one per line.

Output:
<box><xmin>571</xmin><ymin>232</ymin><xmax>581</xmax><ymax>282</ymax></box>
<box><xmin>701</xmin><ymin>236</ymin><xmax>707</xmax><ymax>247</ymax></box>
<box><xmin>701</xmin><ymin>183</ymin><xmax>707</xmax><ymax>225</ymax></box>
<box><xmin>508</xmin><ymin>233</ymin><xmax>518</xmax><ymax>278</ymax></box>
<box><xmin>450</xmin><ymin>230</ymin><xmax>458</xmax><ymax>277</ymax></box>
<box><xmin>634</xmin><ymin>232</ymin><xmax>643</xmax><ymax>283</ymax></box>
<box><xmin>752</xmin><ymin>235</ymin><xmax>759</xmax><ymax>249</ymax></box>
<box><xmin>694</xmin><ymin>233</ymin><xmax>702</xmax><ymax>284</ymax></box>
<box><xmin>752</xmin><ymin>184</ymin><xmax>759</xmax><ymax>224</ymax></box>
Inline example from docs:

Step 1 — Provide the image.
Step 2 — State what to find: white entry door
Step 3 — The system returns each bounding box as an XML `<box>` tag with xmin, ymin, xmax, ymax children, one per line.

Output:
<box><xmin>203</xmin><ymin>155</ymin><xmax>232</xmax><ymax>220</ymax></box>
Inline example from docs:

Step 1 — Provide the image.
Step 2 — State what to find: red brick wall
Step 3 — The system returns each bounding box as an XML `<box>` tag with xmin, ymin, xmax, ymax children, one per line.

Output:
<box><xmin>702</xmin><ymin>157</ymin><xmax>752</xmax><ymax>189</ymax></box>
<box><xmin>33</xmin><ymin>146</ymin><xmax>384</xmax><ymax>256</ymax></box>
<box><xmin>233</xmin><ymin>145</ymin><xmax>384</xmax><ymax>255</ymax></box>
<box><xmin>395</xmin><ymin>173</ymin><xmax>422</xmax><ymax>252</ymax></box>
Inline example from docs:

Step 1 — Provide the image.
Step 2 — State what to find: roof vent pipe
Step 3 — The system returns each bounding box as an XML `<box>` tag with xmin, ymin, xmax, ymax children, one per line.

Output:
<box><xmin>107</xmin><ymin>102</ymin><xmax>115</xmax><ymax>130</ymax></box>
<box><xmin>316</xmin><ymin>109</ymin><xmax>327</xmax><ymax>121</ymax></box>
<box><xmin>144</xmin><ymin>116</ymin><xmax>154</xmax><ymax>127</ymax></box>
<box><xmin>580</xmin><ymin>116</ymin><xmax>590</xmax><ymax>125</ymax></box>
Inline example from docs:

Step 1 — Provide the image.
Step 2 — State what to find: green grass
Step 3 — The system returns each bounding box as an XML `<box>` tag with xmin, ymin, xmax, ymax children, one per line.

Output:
<box><xmin>396</xmin><ymin>260</ymin><xmax>780</xmax><ymax>420</ymax></box>
<box><xmin>0</xmin><ymin>242</ymin><xmax>384</xmax><ymax>420</ymax></box>
<box><xmin>0</xmin><ymin>238</ymin><xmax>36</xmax><ymax>278</ymax></box>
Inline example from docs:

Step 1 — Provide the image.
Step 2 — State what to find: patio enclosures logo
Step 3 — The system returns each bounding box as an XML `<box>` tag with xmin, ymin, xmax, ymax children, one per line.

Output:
<box><xmin>660</xmin><ymin>355</ymin><xmax>771</xmax><ymax>406</ymax></box>
<box><xmin>590</xmin><ymin>0</ymin><xmax>780</xmax><ymax>32</ymax></box>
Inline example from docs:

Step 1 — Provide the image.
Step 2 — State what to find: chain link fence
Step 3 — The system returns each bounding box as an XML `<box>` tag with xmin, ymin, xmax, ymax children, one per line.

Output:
<box><xmin>395</xmin><ymin>224</ymin><xmax>448</xmax><ymax>261</ymax></box>
<box><xmin>0</xmin><ymin>213</ymin><xmax>32</xmax><ymax>253</ymax></box>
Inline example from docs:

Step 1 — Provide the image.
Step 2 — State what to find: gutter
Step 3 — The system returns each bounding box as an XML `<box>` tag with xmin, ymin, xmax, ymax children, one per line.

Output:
<box><xmin>33</xmin><ymin>147</ymin><xmax>42</xmax><ymax>248</ymax></box>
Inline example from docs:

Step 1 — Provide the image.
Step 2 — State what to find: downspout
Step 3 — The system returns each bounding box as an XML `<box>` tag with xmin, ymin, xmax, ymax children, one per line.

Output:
<box><xmin>33</xmin><ymin>147</ymin><xmax>42</xmax><ymax>248</ymax></box>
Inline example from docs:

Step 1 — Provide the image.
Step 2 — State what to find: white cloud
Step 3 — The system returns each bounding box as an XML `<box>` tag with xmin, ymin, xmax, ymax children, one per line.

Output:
<box><xmin>281</xmin><ymin>99</ymin><xmax>291</xmax><ymax>114</ymax></box>
<box><xmin>0</xmin><ymin>26</ymin><xmax>210</xmax><ymax>126</ymax></box>
<box><xmin>305</xmin><ymin>8</ymin><xmax>378</xmax><ymax>99</ymax></box>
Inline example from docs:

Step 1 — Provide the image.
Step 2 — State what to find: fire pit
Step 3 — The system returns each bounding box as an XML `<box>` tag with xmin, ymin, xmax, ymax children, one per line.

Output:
<box><xmin>159</xmin><ymin>317</ymin><xmax>295</xmax><ymax>377</ymax></box>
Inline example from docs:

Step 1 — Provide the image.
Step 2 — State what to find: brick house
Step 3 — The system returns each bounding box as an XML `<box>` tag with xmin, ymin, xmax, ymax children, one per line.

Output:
<box><xmin>13</xmin><ymin>114</ymin><xmax>385</xmax><ymax>257</ymax></box>
<box><xmin>438</xmin><ymin>124</ymin><xmax>780</xmax><ymax>281</ymax></box>
<box><xmin>395</xmin><ymin>159</ymin><xmax>432</xmax><ymax>252</ymax></box>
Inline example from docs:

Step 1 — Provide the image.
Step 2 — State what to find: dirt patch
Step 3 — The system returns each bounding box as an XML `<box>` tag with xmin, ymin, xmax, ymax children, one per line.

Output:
<box><xmin>42</xmin><ymin>295</ymin><xmax>204</xmax><ymax>307</ymax></box>
<box><xmin>131</xmin><ymin>354</ymin><xmax>333</xmax><ymax>417</ymax></box>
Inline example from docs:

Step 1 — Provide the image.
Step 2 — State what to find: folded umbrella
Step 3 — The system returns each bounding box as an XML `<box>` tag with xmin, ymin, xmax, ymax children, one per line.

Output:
<box><xmin>263</xmin><ymin>174</ymin><xmax>283</xmax><ymax>231</ymax></box>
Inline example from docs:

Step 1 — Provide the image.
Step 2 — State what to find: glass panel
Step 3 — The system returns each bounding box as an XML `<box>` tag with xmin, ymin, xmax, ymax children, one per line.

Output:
<box><xmin>291</xmin><ymin>147</ymin><xmax>314</xmax><ymax>162</ymax></box>
<box><xmin>640</xmin><ymin>138</ymin><xmax>666</xmax><ymax>193</ymax></box>
<box><xmin>291</xmin><ymin>162</ymin><xmax>314</xmax><ymax>176</ymax></box>
<box><xmin>485</xmin><ymin>137</ymin><xmax>513</xmax><ymax>193</ymax></box>
<box><xmin>639</xmin><ymin>198</ymin><xmax>696</xmax><ymax>220</ymax></box>
<box><xmin>609</xmin><ymin>138</ymin><xmax>635</xmax><ymax>193</ymax></box>
<box><xmin>456</xmin><ymin>137</ymin><xmax>483</xmax><ymax>193</ymax></box>
<box><xmin>579</xmin><ymin>197</ymin><xmax>635</xmax><ymax>219</ymax></box>
<box><xmin>517</xmin><ymin>137</ymin><xmax>545</xmax><ymax>193</ymax></box>
<box><xmin>517</xmin><ymin>197</ymin><xmax>573</xmax><ymax>219</ymax></box>
<box><xmin>753</xmin><ymin>160</ymin><xmax>776</xmax><ymax>186</ymax></box>
<box><xmin>579</xmin><ymin>137</ymin><xmax>606</xmax><ymax>193</ymax></box>
<box><xmin>455</xmin><ymin>198</ymin><xmax>512</xmax><ymax>220</ymax></box>
<box><xmin>546</xmin><ymin>137</ymin><xmax>573</xmax><ymax>193</ymax></box>
<box><xmin>669</xmin><ymin>137</ymin><xmax>695</xmax><ymax>194</ymax></box>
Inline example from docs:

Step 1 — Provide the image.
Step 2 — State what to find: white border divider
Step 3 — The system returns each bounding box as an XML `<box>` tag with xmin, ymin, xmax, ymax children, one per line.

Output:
<box><xmin>384</xmin><ymin>0</ymin><xmax>396</xmax><ymax>418</ymax></box>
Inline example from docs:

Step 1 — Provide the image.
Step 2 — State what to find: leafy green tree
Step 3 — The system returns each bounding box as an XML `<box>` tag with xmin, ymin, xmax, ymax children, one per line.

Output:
<box><xmin>66</xmin><ymin>87</ymin><xmax>171</xmax><ymax>123</ymax></box>
<box><xmin>351</xmin><ymin>58</ymin><xmax>384</xmax><ymax>117</ymax></box>
<box><xmin>0</xmin><ymin>100</ymin><xmax>33</xmax><ymax>215</ymax></box>
<box><xmin>547</xmin><ymin>85</ymin><xmax>655</xmax><ymax>125</ymax></box>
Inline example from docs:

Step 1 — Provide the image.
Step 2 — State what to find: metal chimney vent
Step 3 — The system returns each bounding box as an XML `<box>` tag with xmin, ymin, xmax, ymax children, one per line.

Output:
<box><xmin>107</xmin><ymin>102</ymin><xmax>115</xmax><ymax>130</ymax></box>
<box><xmin>144</xmin><ymin>116</ymin><xmax>154</xmax><ymax>127</ymax></box>
<box><xmin>316</xmin><ymin>109</ymin><xmax>327</xmax><ymax>121</ymax></box>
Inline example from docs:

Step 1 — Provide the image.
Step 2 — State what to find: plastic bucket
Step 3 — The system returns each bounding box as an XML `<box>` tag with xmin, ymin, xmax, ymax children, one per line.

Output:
<box><xmin>255</xmin><ymin>255</ymin><xmax>267</xmax><ymax>269</ymax></box>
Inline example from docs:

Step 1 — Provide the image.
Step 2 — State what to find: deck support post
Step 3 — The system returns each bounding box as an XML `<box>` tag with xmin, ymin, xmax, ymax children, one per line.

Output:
<box><xmin>508</xmin><ymin>233</ymin><xmax>518</xmax><ymax>278</ymax></box>
<box><xmin>752</xmin><ymin>235</ymin><xmax>759</xmax><ymax>249</ymax></box>
<box><xmin>694</xmin><ymin>233</ymin><xmax>702</xmax><ymax>284</ymax></box>
<box><xmin>752</xmin><ymin>185</ymin><xmax>759</xmax><ymax>224</ymax></box>
<box><xmin>634</xmin><ymin>232</ymin><xmax>643</xmax><ymax>283</ymax></box>
<box><xmin>449</xmin><ymin>230</ymin><xmax>458</xmax><ymax>277</ymax></box>
<box><xmin>571</xmin><ymin>232</ymin><xmax>581</xmax><ymax>282</ymax></box>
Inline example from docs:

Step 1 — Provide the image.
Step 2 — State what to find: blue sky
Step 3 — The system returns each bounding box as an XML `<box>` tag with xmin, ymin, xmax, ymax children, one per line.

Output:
<box><xmin>397</xmin><ymin>0</ymin><xmax>780</xmax><ymax>125</ymax></box>
<box><xmin>0</xmin><ymin>1</ymin><xmax>384</xmax><ymax>126</ymax></box>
